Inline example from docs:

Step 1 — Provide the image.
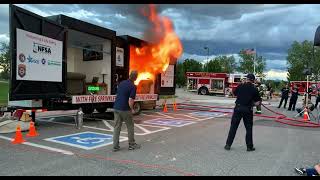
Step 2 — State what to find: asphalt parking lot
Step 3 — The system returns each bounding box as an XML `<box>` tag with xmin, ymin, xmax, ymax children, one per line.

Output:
<box><xmin>1</xmin><ymin>90</ymin><xmax>320</xmax><ymax>176</ymax></box>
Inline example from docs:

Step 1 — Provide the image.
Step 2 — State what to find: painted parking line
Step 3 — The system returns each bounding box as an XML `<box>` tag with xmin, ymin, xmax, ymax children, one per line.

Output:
<box><xmin>143</xmin><ymin>118</ymin><xmax>196</xmax><ymax>127</ymax></box>
<box><xmin>190</xmin><ymin>111</ymin><xmax>227</xmax><ymax>118</ymax></box>
<box><xmin>102</xmin><ymin>120</ymin><xmax>114</xmax><ymax>131</ymax></box>
<box><xmin>37</xmin><ymin>118</ymin><xmax>171</xmax><ymax>136</ymax></box>
<box><xmin>161</xmin><ymin>112</ymin><xmax>201</xmax><ymax>121</ymax></box>
<box><xmin>45</xmin><ymin>131</ymin><xmax>127</xmax><ymax>150</ymax></box>
<box><xmin>0</xmin><ymin>135</ymin><xmax>74</xmax><ymax>155</ymax></box>
<box><xmin>154</xmin><ymin>112</ymin><xmax>173</xmax><ymax>119</ymax></box>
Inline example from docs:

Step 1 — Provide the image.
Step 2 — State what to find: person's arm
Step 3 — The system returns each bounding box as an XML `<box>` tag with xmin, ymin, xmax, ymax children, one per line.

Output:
<box><xmin>128</xmin><ymin>85</ymin><xmax>137</xmax><ymax>113</ymax></box>
<box><xmin>234</xmin><ymin>85</ymin><xmax>241</xmax><ymax>97</ymax></box>
<box><xmin>254</xmin><ymin>88</ymin><xmax>262</xmax><ymax>106</ymax></box>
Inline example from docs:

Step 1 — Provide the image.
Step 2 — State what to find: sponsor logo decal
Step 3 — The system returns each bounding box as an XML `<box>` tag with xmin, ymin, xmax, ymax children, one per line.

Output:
<box><xmin>18</xmin><ymin>64</ymin><xmax>26</xmax><ymax>78</ymax></box>
<box><xmin>33</xmin><ymin>42</ymin><xmax>52</xmax><ymax>54</ymax></box>
<box><xmin>19</xmin><ymin>53</ymin><xmax>26</xmax><ymax>63</ymax></box>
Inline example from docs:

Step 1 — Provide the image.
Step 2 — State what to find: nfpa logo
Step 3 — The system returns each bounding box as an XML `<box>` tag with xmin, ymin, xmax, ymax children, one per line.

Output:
<box><xmin>33</xmin><ymin>43</ymin><xmax>52</xmax><ymax>54</ymax></box>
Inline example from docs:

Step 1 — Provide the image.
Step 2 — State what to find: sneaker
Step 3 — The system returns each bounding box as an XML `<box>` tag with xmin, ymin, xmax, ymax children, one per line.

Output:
<box><xmin>112</xmin><ymin>146</ymin><xmax>120</xmax><ymax>152</ymax></box>
<box><xmin>247</xmin><ymin>147</ymin><xmax>256</xmax><ymax>152</ymax></box>
<box><xmin>224</xmin><ymin>145</ymin><xmax>231</xmax><ymax>151</ymax></box>
<box><xmin>128</xmin><ymin>143</ymin><xmax>141</xmax><ymax>150</ymax></box>
<box><xmin>294</xmin><ymin>168</ymin><xmax>306</xmax><ymax>175</ymax></box>
<box><xmin>255</xmin><ymin>111</ymin><xmax>262</xmax><ymax>114</ymax></box>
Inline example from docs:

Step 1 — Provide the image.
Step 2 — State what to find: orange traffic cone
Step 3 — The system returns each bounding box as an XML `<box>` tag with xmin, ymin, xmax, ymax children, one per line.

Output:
<box><xmin>173</xmin><ymin>99</ymin><xmax>178</xmax><ymax>111</ymax></box>
<box><xmin>26</xmin><ymin>121</ymin><xmax>39</xmax><ymax>137</ymax></box>
<box><xmin>163</xmin><ymin>100</ymin><xmax>168</xmax><ymax>113</ymax></box>
<box><xmin>12</xmin><ymin>124</ymin><xmax>25</xmax><ymax>144</ymax></box>
<box><xmin>303</xmin><ymin>109</ymin><xmax>309</xmax><ymax>121</ymax></box>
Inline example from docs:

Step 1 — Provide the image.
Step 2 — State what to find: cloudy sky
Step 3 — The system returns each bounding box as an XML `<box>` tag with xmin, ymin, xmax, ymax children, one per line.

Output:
<box><xmin>0</xmin><ymin>4</ymin><xmax>320</xmax><ymax>80</ymax></box>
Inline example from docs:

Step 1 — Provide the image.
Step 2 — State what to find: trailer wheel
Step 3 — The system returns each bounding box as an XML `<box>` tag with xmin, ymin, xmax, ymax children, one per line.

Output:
<box><xmin>82</xmin><ymin>105</ymin><xmax>95</xmax><ymax>115</ymax></box>
<box><xmin>199</xmin><ymin>87</ymin><xmax>209</xmax><ymax>95</ymax></box>
<box><xmin>96</xmin><ymin>104</ymin><xmax>108</xmax><ymax>113</ymax></box>
<box><xmin>133</xmin><ymin>102</ymin><xmax>141</xmax><ymax>115</ymax></box>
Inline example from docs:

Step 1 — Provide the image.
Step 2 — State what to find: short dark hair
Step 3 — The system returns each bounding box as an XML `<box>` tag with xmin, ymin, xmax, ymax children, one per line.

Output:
<box><xmin>129</xmin><ymin>70</ymin><xmax>138</xmax><ymax>81</ymax></box>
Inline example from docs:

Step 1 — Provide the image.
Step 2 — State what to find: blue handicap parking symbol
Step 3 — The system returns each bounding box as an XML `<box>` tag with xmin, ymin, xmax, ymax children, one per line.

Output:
<box><xmin>45</xmin><ymin>132</ymin><xmax>126</xmax><ymax>150</ymax></box>
<box><xmin>190</xmin><ymin>111</ymin><xmax>227</xmax><ymax>118</ymax></box>
<box><xmin>144</xmin><ymin>118</ymin><xmax>195</xmax><ymax>127</ymax></box>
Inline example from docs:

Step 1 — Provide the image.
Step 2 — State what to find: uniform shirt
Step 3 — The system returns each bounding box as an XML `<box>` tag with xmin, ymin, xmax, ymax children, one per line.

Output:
<box><xmin>291</xmin><ymin>88</ymin><xmax>299</xmax><ymax>99</ymax></box>
<box><xmin>281</xmin><ymin>87</ymin><xmax>290</xmax><ymax>98</ymax></box>
<box><xmin>113</xmin><ymin>79</ymin><xmax>137</xmax><ymax>111</ymax></box>
<box><xmin>234</xmin><ymin>82</ymin><xmax>262</xmax><ymax>107</ymax></box>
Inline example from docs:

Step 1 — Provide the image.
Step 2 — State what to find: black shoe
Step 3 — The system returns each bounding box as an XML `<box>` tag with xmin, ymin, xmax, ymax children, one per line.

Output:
<box><xmin>294</xmin><ymin>168</ymin><xmax>306</xmax><ymax>175</ymax></box>
<box><xmin>112</xmin><ymin>146</ymin><xmax>120</xmax><ymax>152</ymax></box>
<box><xmin>224</xmin><ymin>145</ymin><xmax>231</xmax><ymax>150</ymax></box>
<box><xmin>247</xmin><ymin>147</ymin><xmax>256</xmax><ymax>152</ymax></box>
<box><xmin>288</xmin><ymin>109</ymin><xmax>291</xmax><ymax>111</ymax></box>
<box><xmin>128</xmin><ymin>143</ymin><xmax>141</xmax><ymax>150</ymax></box>
<box><xmin>277</xmin><ymin>107</ymin><xmax>280</xmax><ymax>108</ymax></box>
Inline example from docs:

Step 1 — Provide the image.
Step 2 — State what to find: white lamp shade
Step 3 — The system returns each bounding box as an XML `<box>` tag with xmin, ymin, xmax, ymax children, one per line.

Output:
<box><xmin>101</xmin><ymin>68</ymin><xmax>108</xmax><ymax>75</ymax></box>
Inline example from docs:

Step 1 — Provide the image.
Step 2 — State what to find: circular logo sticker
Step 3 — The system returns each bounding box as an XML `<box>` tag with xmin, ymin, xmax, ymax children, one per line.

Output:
<box><xmin>18</xmin><ymin>64</ymin><xmax>26</xmax><ymax>78</ymax></box>
<box><xmin>19</xmin><ymin>53</ymin><xmax>26</xmax><ymax>63</ymax></box>
<box><xmin>41</xmin><ymin>58</ymin><xmax>46</xmax><ymax>65</ymax></box>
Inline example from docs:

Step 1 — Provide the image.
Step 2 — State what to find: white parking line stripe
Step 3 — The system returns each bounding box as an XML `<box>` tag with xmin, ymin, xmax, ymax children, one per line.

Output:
<box><xmin>134</xmin><ymin>124</ymin><xmax>151</xmax><ymax>133</ymax></box>
<box><xmin>102</xmin><ymin>120</ymin><xmax>114</xmax><ymax>131</ymax></box>
<box><xmin>0</xmin><ymin>135</ymin><xmax>74</xmax><ymax>155</ymax></box>
<box><xmin>155</xmin><ymin>112</ymin><xmax>173</xmax><ymax>119</ymax></box>
<box><xmin>155</xmin><ymin>112</ymin><xmax>200</xmax><ymax>120</ymax></box>
<box><xmin>140</xmin><ymin>113</ymin><xmax>164</xmax><ymax>118</ymax></box>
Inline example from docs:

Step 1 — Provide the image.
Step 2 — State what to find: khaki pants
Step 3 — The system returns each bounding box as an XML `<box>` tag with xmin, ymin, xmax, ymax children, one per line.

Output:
<box><xmin>113</xmin><ymin>110</ymin><xmax>135</xmax><ymax>148</ymax></box>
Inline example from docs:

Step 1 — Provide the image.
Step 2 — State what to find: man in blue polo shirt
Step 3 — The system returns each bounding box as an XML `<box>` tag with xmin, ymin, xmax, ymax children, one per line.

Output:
<box><xmin>113</xmin><ymin>70</ymin><xmax>141</xmax><ymax>152</ymax></box>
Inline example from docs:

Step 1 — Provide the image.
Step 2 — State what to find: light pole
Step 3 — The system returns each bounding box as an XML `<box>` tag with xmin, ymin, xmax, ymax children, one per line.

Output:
<box><xmin>204</xmin><ymin>47</ymin><xmax>209</xmax><ymax>72</ymax></box>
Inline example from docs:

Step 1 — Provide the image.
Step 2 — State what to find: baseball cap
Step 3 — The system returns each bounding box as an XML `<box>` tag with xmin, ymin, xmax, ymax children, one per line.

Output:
<box><xmin>246</xmin><ymin>74</ymin><xmax>255</xmax><ymax>81</ymax></box>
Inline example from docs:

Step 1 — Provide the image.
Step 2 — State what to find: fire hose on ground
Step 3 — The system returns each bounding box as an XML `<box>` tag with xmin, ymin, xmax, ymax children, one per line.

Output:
<box><xmin>158</xmin><ymin>102</ymin><xmax>320</xmax><ymax>128</ymax></box>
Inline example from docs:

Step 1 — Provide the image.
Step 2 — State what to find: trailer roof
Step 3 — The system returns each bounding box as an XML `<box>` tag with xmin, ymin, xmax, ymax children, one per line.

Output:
<box><xmin>47</xmin><ymin>14</ymin><xmax>116</xmax><ymax>40</ymax></box>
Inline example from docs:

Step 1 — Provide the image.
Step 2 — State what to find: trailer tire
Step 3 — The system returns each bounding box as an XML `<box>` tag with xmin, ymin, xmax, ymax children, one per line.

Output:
<box><xmin>199</xmin><ymin>87</ymin><xmax>209</xmax><ymax>95</ymax></box>
<box><xmin>96</xmin><ymin>104</ymin><xmax>108</xmax><ymax>113</ymax></box>
<box><xmin>133</xmin><ymin>102</ymin><xmax>142</xmax><ymax>115</ymax></box>
<box><xmin>82</xmin><ymin>105</ymin><xmax>95</xmax><ymax>115</ymax></box>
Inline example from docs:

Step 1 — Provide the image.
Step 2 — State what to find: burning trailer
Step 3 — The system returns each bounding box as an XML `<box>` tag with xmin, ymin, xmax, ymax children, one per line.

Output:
<box><xmin>4</xmin><ymin>4</ymin><xmax>182</xmax><ymax>121</ymax></box>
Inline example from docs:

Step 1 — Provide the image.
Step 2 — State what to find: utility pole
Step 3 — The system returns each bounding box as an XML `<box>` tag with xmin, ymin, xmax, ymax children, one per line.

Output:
<box><xmin>204</xmin><ymin>47</ymin><xmax>209</xmax><ymax>72</ymax></box>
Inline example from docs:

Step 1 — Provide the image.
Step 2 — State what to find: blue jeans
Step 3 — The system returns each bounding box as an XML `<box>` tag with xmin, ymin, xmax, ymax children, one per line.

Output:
<box><xmin>306</xmin><ymin>168</ymin><xmax>319</xmax><ymax>176</ymax></box>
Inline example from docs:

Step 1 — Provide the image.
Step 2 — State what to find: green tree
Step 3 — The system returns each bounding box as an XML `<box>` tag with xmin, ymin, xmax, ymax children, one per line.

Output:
<box><xmin>0</xmin><ymin>42</ymin><xmax>10</xmax><ymax>80</ymax></box>
<box><xmin>182</xmin><ymin>58</ymin><xmax>203</xmax><ymax>72</ymax></box>
<box><xmin>217</xmin><ymin>55</ymin><xmax>237</xmax><ymax>73</ymax></box>
<box><xmin>176</xmin><ymin>62</ymin><xmax>186</xmax><ymax>87</ymax></box>
<box><xmin>203</xmin><ymin>55</ymin><xmax>237</xmax><ymax>73</ymax></box>
<box><xmin>287</xmin><ymin>40</ymin><xmax>320</xmax><ymax>81</ymax></box>
<box><xmin>175</xmin><ymin>59</ymin><xmax>203</xmax><ymax>87</ymax></box>
<box><xmin>238</xmin><ymin>50</ymin><xmax>266</xmax><ymax>76</ymax></box>
<box><xmin>203</xmin><ymin>59</ymin><xmax>222</xmax><ymax>72</ymax></box>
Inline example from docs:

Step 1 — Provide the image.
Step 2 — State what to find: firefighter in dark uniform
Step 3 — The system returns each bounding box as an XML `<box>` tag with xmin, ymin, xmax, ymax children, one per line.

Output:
<box><xmin>225</xmin><ymin>74</ymin><xmax>262</xmax><ymax>152</ymax></box>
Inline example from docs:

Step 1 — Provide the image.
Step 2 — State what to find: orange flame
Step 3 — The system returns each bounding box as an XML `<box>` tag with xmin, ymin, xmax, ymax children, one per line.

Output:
<box><xmin>130</xmin><ymin>4</ymin><xmax>183</xmax><ymax>88</ymax></box>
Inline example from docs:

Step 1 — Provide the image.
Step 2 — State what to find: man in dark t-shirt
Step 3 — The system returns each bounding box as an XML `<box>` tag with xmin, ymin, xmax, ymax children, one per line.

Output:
<box><xmin>278</xmin><ymin>84</ymin><xmax>290</xmax><ymax>109</ymax></box>
<box><xmin>113</xmin><ymin>70</ymin><xmax>141</xmax><ymax>152</ymax></box>
<box><xmin>225</xmin><ymin>74</ymin><xmax>262</xmax><ymax>152</ymax></box>
<box><xmin>288</xmin><ymin>85</ymin><xmax>299</xmax><ymax>111</ymax></box>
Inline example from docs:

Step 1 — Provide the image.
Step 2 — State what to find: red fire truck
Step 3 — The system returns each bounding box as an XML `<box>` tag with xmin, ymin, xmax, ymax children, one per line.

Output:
<box><xmin>290</xmin><ymin>81</ymin><xmax>320</xmax><ymax>96</ymax></box>
<box><xmin>186</xmin><ymin>72</ymin><xmax>228</xmax><ymax>95</ymax></box>
<box><xmin>186</xmin><ymin>72</ymin><xmax>262</xmax><ymax>96</ymax></box>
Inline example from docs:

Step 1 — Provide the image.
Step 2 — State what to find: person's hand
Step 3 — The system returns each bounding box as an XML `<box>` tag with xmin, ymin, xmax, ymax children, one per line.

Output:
<box><xmin>131</xmin><ymin>109</ymin><xmax>135</xmax><ymax>114</ymax></box>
